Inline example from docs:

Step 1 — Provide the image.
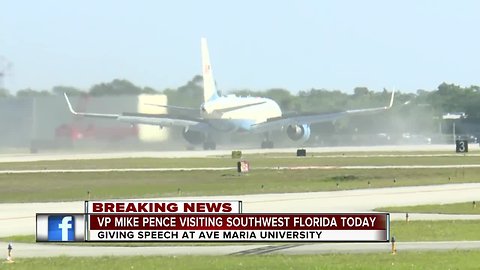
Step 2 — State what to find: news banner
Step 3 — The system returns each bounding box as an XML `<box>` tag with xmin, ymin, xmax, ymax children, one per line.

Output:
<box><xmin>36</xmin><ymin>200</ymin><xmax>389</xmax><ymax>242</ymax></box>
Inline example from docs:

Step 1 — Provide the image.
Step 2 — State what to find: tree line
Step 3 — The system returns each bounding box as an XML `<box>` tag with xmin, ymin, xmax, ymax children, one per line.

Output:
<box><xmin>1</xmin><ymin>76</ymin><xmax>479</xmax><ymax>121</ymax></box>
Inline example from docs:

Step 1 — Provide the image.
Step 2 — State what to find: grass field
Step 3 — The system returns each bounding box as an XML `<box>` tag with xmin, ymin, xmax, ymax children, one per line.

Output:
<box><xmin>2</xmin><ymin>250</ymin><xmax>480</xmax><ymax>270</ymax></box>
<box><xmin>1</xmin><ymin>151</ymin><xmax>479</xmax><ymax>202</ymax></box>
<box><xmin>391</xmin><ymin>220</ymin><xmax>480</xmax><ymax>241</ymax></box>
<box><xmin>0</xmin><ymin>153</ymin><xmax>480</xmax><ymax>202</ymax></box>
<box><xmin>0</xmin><ymin>167</ymin><xmax>478</xmax><ymax>202</ymax></box>
<box><xmin>377</xmin><ymin>202</ymin><xmax>480</xmax><ymax>215</ymax></box>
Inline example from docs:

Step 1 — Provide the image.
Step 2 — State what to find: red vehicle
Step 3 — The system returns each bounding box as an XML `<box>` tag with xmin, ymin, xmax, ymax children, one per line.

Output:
<box><xmin>55</xmin><ymin>95</ymin><xmax>138</xmax><ymax>142</ymax></box>
<box><xmin>55</xmin><ymin>123</ymin><xmax>138</xmax><ymax>141</ymax></box>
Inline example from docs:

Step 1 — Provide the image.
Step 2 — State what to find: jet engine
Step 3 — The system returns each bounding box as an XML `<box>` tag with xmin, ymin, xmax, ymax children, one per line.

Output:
<box><xmin>286</xmin><ymin>124</ymin><xmax>311</xmax><ymax>141</ymax></box>
<box><xmin>182</xmin><ymin>128</ymin><xmax>205</xmax><ymax>145</ymax></box>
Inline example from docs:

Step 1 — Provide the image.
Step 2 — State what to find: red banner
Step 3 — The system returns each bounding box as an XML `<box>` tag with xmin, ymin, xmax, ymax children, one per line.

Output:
<box><xmin>89</xmin><ymin>213</ymin><xmax>387</xmax><ymax>230</ymax></box>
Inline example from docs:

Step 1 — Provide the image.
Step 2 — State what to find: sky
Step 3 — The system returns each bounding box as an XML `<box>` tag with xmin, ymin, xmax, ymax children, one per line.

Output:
<box><xmin>1</xmin><ymin>0</ymin><xmax>480</xmax><ymax>94</ymax></box>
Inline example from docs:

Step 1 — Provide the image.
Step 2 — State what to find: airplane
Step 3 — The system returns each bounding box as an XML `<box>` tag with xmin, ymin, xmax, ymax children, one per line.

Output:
<box><xmin>64</xmin><ymin>38</ymin><xmax>395</xmax><ymax>150</ymax></box>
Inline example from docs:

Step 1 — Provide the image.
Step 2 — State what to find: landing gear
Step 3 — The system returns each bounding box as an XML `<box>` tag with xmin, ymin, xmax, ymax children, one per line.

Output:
<box><xmin>261</xmin><ymin>140</ymin><xmax>274</xmax><ymax>149</ymax></box>
<box><xmin>261</xmin><ymin>132</ymin><xmax>274</xmax><ymax>149</ymax></box>
<box><xmin>203</xmin><ymin>141</ymin><xmax>216</xmax><ymax>150</ymax></box>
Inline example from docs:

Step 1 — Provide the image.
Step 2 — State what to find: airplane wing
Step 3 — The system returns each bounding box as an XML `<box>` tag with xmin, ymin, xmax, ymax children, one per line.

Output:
<box><xmin>251</xmin><ymin>92</ymin><xmax>395</xmax><ymax>133</ymax></box>
<box><xmin>210</xmin><ymin>101</ymin><xmax>267</xmax><ymax>114</ymax></box>
<box><xmin>144</xmin><ymin>103</ymin><xmax>199</xmax><ymax>113</ymax></box>
<box><xmin>64</xmin><ymin>93</ymin><xmax>208</xmax><ymax>130</ymax></box>
<box><xmin>146</xmin><ymin>101</ymin><xmax>267</xmax><ymax>115</ymax></box>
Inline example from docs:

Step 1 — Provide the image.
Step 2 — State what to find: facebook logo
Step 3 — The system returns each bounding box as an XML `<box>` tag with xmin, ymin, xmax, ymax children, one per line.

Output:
<box><xmin>48</xmin><ymin>216</ymin><xmax>75</xmax><ymax>241</ymax></box>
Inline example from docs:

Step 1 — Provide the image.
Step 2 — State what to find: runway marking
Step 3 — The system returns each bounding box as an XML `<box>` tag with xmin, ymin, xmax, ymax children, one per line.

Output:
<box><xmin>283</xmin><ymin>164</ymin><xmax>480</xmax><ymax>170</ymax></box>
<box><xmin>0</xmin><ymin>167</ymin><xmax>236</xmax><ymax>174</ymax></box>
<box><xmin>270</xmin><ymin>153</ymin><xmax>480</xmax><ymax>158</ymax></box>
<box><xmin>230</xmin><ymin>244</ymin><xmax>305</xmax><ymax>255</ymax></box>
<box><xmin>2</xmin><ymin>164</ymin><xmax>480</xmax><ymax>174</ymax></box>
<box><xmin>0</xmin><ymin>216</ymin><xmax>31</xmax><ymax>221</ymax></box>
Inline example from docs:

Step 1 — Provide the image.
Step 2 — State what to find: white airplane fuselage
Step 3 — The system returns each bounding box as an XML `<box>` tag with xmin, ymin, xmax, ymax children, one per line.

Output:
<box><xmin>201</xmin><ymin>96</ymin><xmax>282</xmax><ymax>132</ymax></box>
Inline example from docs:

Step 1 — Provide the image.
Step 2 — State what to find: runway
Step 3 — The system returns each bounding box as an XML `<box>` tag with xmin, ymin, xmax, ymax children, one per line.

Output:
<box><xmin>3</xmin><ymin>164</ymin><xmax>480</xmax><ymax>174</ymax></box>
<box><xmin>2</xmin><ymin>241</ymin><xmax>480</xmax><ymax>258</ymax></box>
<box><xmin>0</xmin><ymin>144</ymin><xmax>468</xmax><ymax>163</ymax></box>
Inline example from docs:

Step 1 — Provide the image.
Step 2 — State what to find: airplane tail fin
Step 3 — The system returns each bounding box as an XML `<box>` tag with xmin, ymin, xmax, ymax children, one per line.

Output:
<box><xmin>201</xmin><ymin>38</ymin><xmax>219</xmax><ymax>102</ymax></box>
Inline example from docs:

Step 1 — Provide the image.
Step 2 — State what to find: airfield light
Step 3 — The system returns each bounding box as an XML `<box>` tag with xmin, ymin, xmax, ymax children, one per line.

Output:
<box><xmin>296</xmin><ymin>149</ymin><xmax>306</xmax><ymax>157</ymax></box>
<box><xmin>231</xmin><ymin>151</ymin><xmax>242</xmax><ymax>159</ymax></box>
<box><xmin>391</xmin><ymin>236</ymin><xmax>397</xmax><ymax>255</ymax></box>
<box><xmin>6</xmin><ymin>242</ymin><xmax>12</xmax><ymax>262</ymax></box>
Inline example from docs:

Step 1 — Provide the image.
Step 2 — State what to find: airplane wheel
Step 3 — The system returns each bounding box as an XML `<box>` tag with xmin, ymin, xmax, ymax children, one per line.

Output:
<box><xmin>203</xmin><ymin>142</ymin><xmax>210</xmax><ymax>150</ymax></box>
<box><xmin>203</xmin><ymin>142</ymin><xmax>216</xmax><ymax>150</ymax></box>
<box><xmin>261</xmin><ymin>141</ymin><xmax>274</xmax><ymax>149</ymax></box>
